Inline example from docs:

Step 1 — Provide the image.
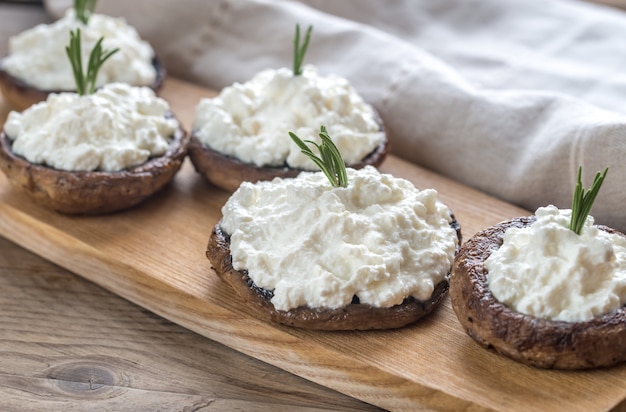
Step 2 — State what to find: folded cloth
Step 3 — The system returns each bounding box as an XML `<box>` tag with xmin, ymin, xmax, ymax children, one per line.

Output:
<box><xmin>47</xmin><ymin>0</ymin><xmax>626</xmax><ymax>231</ymax></box>
<box><xmin>0</xmin><ymin>3</ymin><xmax>51</xmax><ymax>57</ymax></box>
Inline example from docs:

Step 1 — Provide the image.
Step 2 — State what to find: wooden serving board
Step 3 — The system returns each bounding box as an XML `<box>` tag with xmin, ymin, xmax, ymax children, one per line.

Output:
<box><xmin>1</xmin><ymin>78</ymin><xmax>626</xmax><ymax>412</ymax></box>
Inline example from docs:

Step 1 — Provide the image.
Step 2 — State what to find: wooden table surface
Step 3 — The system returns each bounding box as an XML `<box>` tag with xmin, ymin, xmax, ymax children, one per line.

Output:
<box><xmin>0</xmin><ymin>84</ymin><xmax>382</xmax><ymax>411</ymax></box>
<box><xmin>0</xmin><ymin>236</ymin><xmax>384</xmax><ymax>412</ymax></box>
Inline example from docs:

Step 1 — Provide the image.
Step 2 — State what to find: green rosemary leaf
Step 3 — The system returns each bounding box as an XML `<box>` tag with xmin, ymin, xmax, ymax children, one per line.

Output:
<box><xmin>319</xmin><ymin>126</ymin><xmax>348</xmax><ymax>186</ymax></box>
<box><xmin>291</xmin><ymin>133</ymin><xmax>313</xmax><ymax>153</ymax></box>
<box><xmin>65</xmin><ymin>29</ymin><xmax>118</xmax><ymax>96</ymax></box>
<box><xmin>85</xmin><ymin>36</ymin><xmax>103</xmax><ymax>93</ymax></box>
<box><xmin>569</xmin><ymin>166</ymin><xmax>609</xmax><ymax>235</ymax></box>
<box><xmin>312</xmin><ymin>157</ymin><xmax>336</xmax><ymax>185</ymax></box>
<box><xmin>65</xmin><ymin>30</ymin><xmax>85</xmax><ymax>95</ymax></box>
<box><xmin>318</xmin><ymin>143</ymin><xmax>335</xmax><ymax>181</ymax></box>
<box><xmin>289</xmin><ymin>126</ymin><xmax>348</xmax><ymax>188</ymax></box>
<box><xmin>293</xmin><ymin>24</ymin><xmax>313</xmax><ymax>76</ymax></box>
<box><xmin>75</xmin><ymin>0</ymin><xmax>97</xmax><ymax>25</ymax></box>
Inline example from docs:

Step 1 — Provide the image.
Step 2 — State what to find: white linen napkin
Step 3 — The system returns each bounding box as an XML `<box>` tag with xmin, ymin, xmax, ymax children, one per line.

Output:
<box><xmin>46</xmin><ymin>0</ymin><xmax>626</xmax><ymax>231</ymax></box>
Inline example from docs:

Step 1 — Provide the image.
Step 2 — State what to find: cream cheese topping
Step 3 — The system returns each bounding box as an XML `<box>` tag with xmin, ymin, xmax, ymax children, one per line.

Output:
<box><xmin>486</xmin><ymin>205</ymin><xmax>626</xmax><ymax>322</ymax></box>
<box><xmin>5</xmin><ymin>83</ymin><xmax>177</xmax><ymax>172</ymax></box>
<box><xmin>193</xmin><ymin>65</ymin><xmax>384</xmax><ymax>169</ymax></box>
<box><xmin>220</xmin><ymin>166</ymin><xmax>458</xmax><ymax>311</ymax></box>
<box><xmin>3</xmin><ymin>10</ymin><xmax>156</xmax><ymax>90</ymax></box>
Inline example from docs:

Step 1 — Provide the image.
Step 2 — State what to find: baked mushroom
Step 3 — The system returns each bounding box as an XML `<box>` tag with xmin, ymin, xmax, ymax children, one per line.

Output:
<box><xmin>187</xmin><ymin>124</ymin><xmax>387</xmax><ymax>193</ymax></box>
<box><xmin>0</xmin><ymin>57</ymin><xmax>165</xmax><ymax>112</ymax></box>
<box><xmin>0</xmin><ymin>1</ymin><xmax>164</xmax><ymax>111</ymax></box>
<box><xmin>450</xmin><ymin>168</ymin><xmax>626</xmax><ymax>369</ymax></box>
<box><xmin>205</xmin><ymin>129</ymin><xmax>460</xmax><ymax>330</ymax></box>
<box><xmin>208</xmin><ymin>219</ymin><xmax>460</xmax><ymax>330</ymax></box>
<box><xmin>0</xmin><ymin>118</ymin><xmax>187</xmax><ymax>214</ymax></box>
<box><xmin>0</xmin><ymin>31</ymin><xmax>188</xmax><ymax>214</ymax></box>
<box><xmin>189</xmin><ymin>25</ymin><xmax>388</xmax><ymax>192</ymax></box>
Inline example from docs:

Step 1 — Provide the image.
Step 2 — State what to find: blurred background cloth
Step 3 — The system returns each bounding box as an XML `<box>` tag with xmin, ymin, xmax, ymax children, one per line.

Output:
<box><xmin>3</xmin><ymin>0</ymin><xmax>626</xmax><ymax>231</ymax></box>
<box><xmin>0</xmin><ymin>2</ymin><xmax>49</xmax><ymax>57</ymax></box>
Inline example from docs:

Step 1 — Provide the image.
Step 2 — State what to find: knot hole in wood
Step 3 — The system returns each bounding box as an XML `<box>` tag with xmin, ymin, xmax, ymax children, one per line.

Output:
<box><xmin>46</xmin><ymin>359</ymin><xmax>130</xmax><ymax>398</ymax></box>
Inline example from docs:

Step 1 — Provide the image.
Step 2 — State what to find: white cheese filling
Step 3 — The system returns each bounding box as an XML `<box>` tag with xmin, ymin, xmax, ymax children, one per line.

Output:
<box><xmin>3</xmin><ymin>10</ymin><xmax>156</xmax><ymax>90</ymax></box>
<box><xmin>486</xmin><ymin>205</ymin><xmax>626</xmax><ymax>322</ymax></box>
<box><xmin>221</xmin><ymin>166</ymin><xmax>458</xmax><ymax>311</ymax></box>
<box><xmin>4</xmin><ymin>83</ymin><xmax>178</xmax><ymax>172</ymax></box>
<box><xmin>193</xmin><ymin>65</ymin><xmax>384</xmax><ymax>169</ymax></box>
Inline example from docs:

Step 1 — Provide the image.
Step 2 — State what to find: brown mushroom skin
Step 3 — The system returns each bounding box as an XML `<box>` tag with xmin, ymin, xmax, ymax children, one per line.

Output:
<box><xmin>0</xmin><ymin>56</ymin><xmax>166</xmax><ymax>111</ymax></box>
<box><xmin>0</xmin><ymin>116</ymin><xmax>188</xmax><ymax>215</ymax></box>
<box><xmin>188</xmin><ymin>110</ymin><xmax>388</xmax><ymax>192</ymax></box>
<box><xmin>207</xmin><ymin>217</ymin><xmax>461</xmax><ymax>330</ymax></box>
<box><xmin>188</xmin><ymin>136</ymin><xmax>388</xmax><ymax>193</ymax></box>
<box><xmin>450</xmin><ymin>216</ymin><xmax>626</xmax><ymax>370</ymax></box>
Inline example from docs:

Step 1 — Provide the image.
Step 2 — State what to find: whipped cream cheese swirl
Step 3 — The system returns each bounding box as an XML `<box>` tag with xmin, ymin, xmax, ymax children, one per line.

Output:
<box><xmin>3</xmin><ymin>10</ymin><xmax>156</xmax><ymax>90</ymax></box>
<box><xmin>221</xmin><ymin>166</ymin><xmax>458</xmax><ymax>311</ymax></box>
<box><xmin>193</xmin><ymin>65</ymin><xmax>384</xmax><ymax>169</ymax></box>
<box><xmin>486</xmin><ymin>205</ymin><xmax>626</xmax><ymax>322</ymax></box>
<box><xmin>5</xmin><ymin>83</ymin><xmax>178</xmax><ymax>172</ymax></box>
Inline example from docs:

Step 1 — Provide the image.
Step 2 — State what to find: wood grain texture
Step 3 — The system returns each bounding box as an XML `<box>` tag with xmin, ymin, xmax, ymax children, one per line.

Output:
<box><xmin>0</xmin><ymin>236</ymin><xmax>382</xmax><ymax>412</ymax></box>
<box><xmin>1</xmin><ymin>78</ymin><xmax>626</xmax><ymax>411</ymax></box>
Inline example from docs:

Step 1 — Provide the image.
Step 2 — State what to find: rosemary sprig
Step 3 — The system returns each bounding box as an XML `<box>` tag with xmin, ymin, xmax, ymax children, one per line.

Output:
<box><xmin>75</xmin><ymin>0</ymin><xmax>97</xmax><ymax>25</ymax></box>
<box><xmin>569</xmin><ymin>166</ymin><xmax>609</xmax><ymax>235</ymax></box>
<box><xmin>293</xmin><ymin>24</ymin><xmax>313</xmax><ymax>76</ymax></box>
<box><xmin>65</xmin><ymin>29</ymin><xmax>118</xmax><ymax>95</ymax></box>
<box><xmin>289</xmin><ymin>126</ymin><xmax>348</xmax><ymax>188</ymax></box>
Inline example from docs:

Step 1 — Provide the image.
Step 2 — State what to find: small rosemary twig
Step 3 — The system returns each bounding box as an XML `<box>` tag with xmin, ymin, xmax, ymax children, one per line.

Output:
<box><xmin>289</xmin><ymin>126</ymin><xmax>348</xmax><ymax>188</ymax></box>
<box><xmin>569</xmin><ymin>166</ymin><xmax>609</xmax><ymax>234</ymax></box>
<box><xmin>65</xmin><ymin>29</ymin><xmax>118</xmax><ymax>95</ymax></box>
<box><xmin>75</xmin><ymin>0</ymin><xmax>97</xmax><ymax>25</ymax></box>
<box><xmin>293</xmin><ymin>24</ymin><xmax>313</xmax><ymax>76</ymax></box>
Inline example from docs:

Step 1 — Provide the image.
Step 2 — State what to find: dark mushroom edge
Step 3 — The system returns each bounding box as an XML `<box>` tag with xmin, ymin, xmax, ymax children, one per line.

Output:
<box><xmin>206</xmin><ymin>215</ymin><xmax>461</xmax><ymax>330</ymax></box>
<box><xmin>449</xmin><ymin>216</ymin><xmax>626</xmax><ymax>370</ymax></box>
<box><xmin>0</xmin><ymin>56</ymin><xmax>166</xmax><ymax>111</ymax></box>
<box><xmin>0</xmin><ymin>112</ymin><xmax>188</xmax><ymax>214</ymax></box>
<box><xmin>188</xmin><ymin>112</ymin><xmax>388</xmax><ymax>193</ymax></box>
